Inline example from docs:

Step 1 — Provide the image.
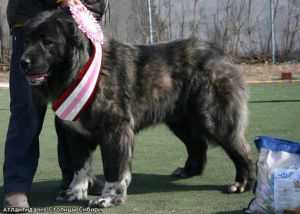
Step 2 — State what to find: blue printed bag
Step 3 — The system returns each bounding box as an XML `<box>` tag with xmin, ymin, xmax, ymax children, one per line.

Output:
<box><xmin>245</xmin><ymin>136</ymin><xmax>300</xmax><ymax>214</ymax></box>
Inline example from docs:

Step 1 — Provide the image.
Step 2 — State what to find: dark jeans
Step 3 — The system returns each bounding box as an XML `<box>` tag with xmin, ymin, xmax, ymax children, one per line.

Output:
<box><xmin>3</xmin><ymin>28</ymin><xmax>73</xmax><ymax>193</ymax></box>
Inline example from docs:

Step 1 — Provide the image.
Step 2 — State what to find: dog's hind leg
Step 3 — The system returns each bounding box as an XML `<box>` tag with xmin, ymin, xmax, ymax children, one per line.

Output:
<box><xmin>167</xmin><ymin>120</ymin><xmax>208</xmax><ymax>178</ymax></box>
<box><xmin>88</xmin><ymin>121</ymin><xmax>134</xmax><ymax>208</ymax></box>
<box><xmin>212</xmin><ymin>92</ymin><xmax>255</xmax><ymax>193</ymax></box>
<box><xmin>204</xmin><ymin>59</ymin><xmax>255</xmax><ymax>193</ymax></box>
<box><xmin>218</xmin><ymin>133</ymin><xmax>255</xmax><ymax>193</ymax></box>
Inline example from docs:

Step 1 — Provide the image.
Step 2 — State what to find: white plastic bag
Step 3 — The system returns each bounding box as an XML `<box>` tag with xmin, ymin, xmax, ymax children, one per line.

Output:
<box><xmin>245</xmin><ymin>136</ymin><xmax>300</xmax><ymax>214</ymax></box>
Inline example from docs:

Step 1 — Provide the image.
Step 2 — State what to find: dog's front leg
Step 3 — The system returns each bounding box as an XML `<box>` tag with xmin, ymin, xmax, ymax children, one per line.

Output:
<box><xmin>56</xmin><ymin>156</ymin><xmax>93</xmax><ymax>202</ymax></box>
<box><xmin>89</xmin><ymin>122</ymin><xmax>134</xmax><ymax>208</ymax></box>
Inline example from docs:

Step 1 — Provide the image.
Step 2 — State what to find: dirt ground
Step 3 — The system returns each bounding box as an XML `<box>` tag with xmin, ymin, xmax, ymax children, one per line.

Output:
<box><xmin>1</xmin><ymin>63</ymin><xmax>300</xmax><ymax>83</ymax></box>
<box><xmin>240</xmin><ymin>63</ymin><xmax>300</xmax><ymax>82</ymax></box>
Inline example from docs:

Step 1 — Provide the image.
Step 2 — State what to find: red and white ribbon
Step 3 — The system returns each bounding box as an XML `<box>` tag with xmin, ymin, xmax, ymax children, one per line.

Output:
<box><xmin>52</xmin><ymin>1</ymin><xmax>104</xmax><ymax>121</ymax></box>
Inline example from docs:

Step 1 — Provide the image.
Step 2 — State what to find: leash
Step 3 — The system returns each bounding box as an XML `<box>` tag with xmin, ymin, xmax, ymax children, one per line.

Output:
<box><xmin>52</xmin><ymin>1</ymin><xmax>104</xmax><ymax>121</ymax></box>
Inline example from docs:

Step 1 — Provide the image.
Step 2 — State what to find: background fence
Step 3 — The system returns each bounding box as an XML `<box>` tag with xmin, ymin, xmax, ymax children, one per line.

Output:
<box><xmin>1</xmin><ymin>0</ymin><xmax>300</xmax><ymax>64</ymax></box>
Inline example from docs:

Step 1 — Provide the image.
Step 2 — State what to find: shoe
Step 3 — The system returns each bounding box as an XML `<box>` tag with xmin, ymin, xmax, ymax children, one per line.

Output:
<box><xmin>3</xmin><ymin>192</ymin><xmax>29</xmax><ymax>212</ymax></box>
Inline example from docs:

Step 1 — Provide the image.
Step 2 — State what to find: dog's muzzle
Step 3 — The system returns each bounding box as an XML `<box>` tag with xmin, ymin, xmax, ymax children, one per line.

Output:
<box><xmin>25</xmin><ymin>73</ymin><xmax>49</xmax><ymax>86</ymax></box>
<box><xmin>20</xmin><ymin>57</ymin><xmax>49</xmax><ymax>85</ymax></box>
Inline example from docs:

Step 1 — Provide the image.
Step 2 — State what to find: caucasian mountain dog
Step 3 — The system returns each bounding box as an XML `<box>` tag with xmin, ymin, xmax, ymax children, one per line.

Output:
<box><xmin>20</xmin><ymin>2</ymin><xmax>255</xmax><ymax>208</ymax></box>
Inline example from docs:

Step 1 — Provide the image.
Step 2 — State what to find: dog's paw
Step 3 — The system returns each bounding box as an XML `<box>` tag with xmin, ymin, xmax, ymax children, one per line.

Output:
<box><xmin>172</xmin><ymin>167</ymin><xmax>189</xmax><ymax>178</ymax></box>
<box><xmin>56</xmin><ymin>189</ymin><xmax>68</xmax><ymax>202</ymax></box>
<box><xmin>88</xmin><ymin>180</ymin><xmax>128</xmax><ymax>208</ymax></box>
<box><xmin>88</xmin><ymin>195</ymin><xmax>126</xmax><ymax>208</ymax></box>
<box><xmin>56</xmin><ymin>186</ymin><xmax>88</xmax><ymax>202</ymax></box>
<box><xmin>171</xmin><ymin>167</ymin><xmax>201</xmax><ymax>178</ymax></box>
<box><xmin>67</xmin><ymin>186</ymin><xmax>88</xmax><ymax>201</ymax></box>
<box><xmin>226</xmin><ymin>181</ymin><xmax>252</xmax><ymax>193</ymax></box>
<box><xmin>88</xmin><ymin>176</ymin><xmax>105</xmax><ymax>195</ymax></box>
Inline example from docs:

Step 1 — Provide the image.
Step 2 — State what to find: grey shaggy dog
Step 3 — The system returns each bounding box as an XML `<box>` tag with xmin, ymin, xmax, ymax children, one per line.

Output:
<box><xmin>20</xmin><ymin>5</ymin><xmax>255</xmax><ymax>208</ymax></box>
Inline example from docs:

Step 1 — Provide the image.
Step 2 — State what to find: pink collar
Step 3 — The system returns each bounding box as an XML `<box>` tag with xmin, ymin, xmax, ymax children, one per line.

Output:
<box><xmin>52</xmin><ymin>2</ymin><xmax>104</xmax><ymax>121</ymax></box>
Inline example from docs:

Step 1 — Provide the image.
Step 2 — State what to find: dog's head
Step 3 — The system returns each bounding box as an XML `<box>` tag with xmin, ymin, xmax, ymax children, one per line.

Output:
<box><xmin>20</xmin><ymin>1</ymin><xmax>108</xmax><ymax>86</ymax></box>
<box><xmin>21</xmin><ymin>10</ymin><xmax>73</xmax><ymax>86</ymax></box>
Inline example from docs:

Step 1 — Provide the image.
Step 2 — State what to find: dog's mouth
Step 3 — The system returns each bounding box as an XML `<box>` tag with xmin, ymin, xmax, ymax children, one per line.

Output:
<box><xmin>26</xmin><ymin>72</ymin><xmax>49</xmax><ymax>86</ymax></box>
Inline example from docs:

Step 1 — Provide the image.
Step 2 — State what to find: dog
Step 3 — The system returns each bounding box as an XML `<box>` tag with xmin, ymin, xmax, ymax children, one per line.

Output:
<box><xmin>20</xmin><ymin>4</ymin><xmax>255</xmax><ymax>208</ymax></box>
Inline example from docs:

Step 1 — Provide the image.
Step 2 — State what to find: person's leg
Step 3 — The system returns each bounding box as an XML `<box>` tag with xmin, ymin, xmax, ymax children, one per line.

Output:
<box><xmin>3</xmin><ymin>28</ymin><xmax>47</xmax><ymax>197</ymax></box>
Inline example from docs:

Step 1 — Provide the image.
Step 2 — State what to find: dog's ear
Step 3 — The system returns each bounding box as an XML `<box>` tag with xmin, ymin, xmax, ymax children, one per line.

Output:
<box><xmin>55</xmin><ymin>12</ymin><xmax>86</xmax><ymax>48</ymax></box>
<box><xmin>83</xmin><ymin>0</ymin><xmax>109</xmax><ymax>22</ymax></box>
<box><xmin>67</xmin><ymin>21</ymin><xmax>87</xmax><ymax>48</ymax></box>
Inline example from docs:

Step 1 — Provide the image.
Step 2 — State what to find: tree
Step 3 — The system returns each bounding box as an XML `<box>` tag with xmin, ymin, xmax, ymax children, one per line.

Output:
<box><xmin>0</xmin><ymin>0</ymin><xmax>10</xmax><ymax>63</ymax></box>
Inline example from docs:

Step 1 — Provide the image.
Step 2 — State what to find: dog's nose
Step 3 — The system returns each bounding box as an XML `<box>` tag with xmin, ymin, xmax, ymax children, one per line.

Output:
<box><xmin>20</xmin><ymin>57</ymin><xmax>32</xmax><ymax>72</ymax></box>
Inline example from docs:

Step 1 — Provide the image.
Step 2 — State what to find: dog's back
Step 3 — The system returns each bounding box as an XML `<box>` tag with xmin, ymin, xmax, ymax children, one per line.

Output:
<box><xmin>103</xmin><ymin>38</ymin><xmax>247</xmax><ymax>134</ymax></box>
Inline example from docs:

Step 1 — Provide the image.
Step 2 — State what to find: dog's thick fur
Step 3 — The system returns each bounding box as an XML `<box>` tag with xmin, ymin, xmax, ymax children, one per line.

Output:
<box><xmin>21</xmin><ymin>6</ymin><xmax>255</xmax><ymax>208</ymax></box>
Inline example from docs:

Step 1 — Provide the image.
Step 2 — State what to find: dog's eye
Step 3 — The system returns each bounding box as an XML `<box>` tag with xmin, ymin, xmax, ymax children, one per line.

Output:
<box><xmin>43</xmin><ymin>38</ymin><xmax>54</xmax><ymax>47</ymax></box>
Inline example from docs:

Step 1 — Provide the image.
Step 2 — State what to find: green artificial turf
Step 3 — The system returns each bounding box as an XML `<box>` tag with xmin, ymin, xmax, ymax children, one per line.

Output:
<box><xmin>0</xmin><ymin>83</ymin><xmax>300</xmax><ymax>214</ymax></box>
